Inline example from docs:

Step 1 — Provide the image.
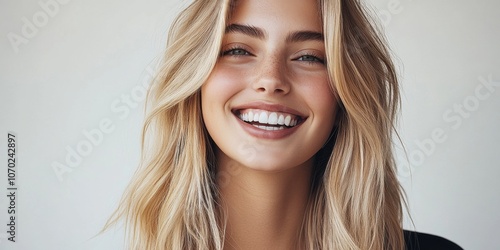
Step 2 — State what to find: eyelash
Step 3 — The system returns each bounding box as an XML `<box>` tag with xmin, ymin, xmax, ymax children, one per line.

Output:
<box><xmin>221</xmin><ymin>46</ymin><xmax>253</xmax><ymax>57</ymax></box>
<box><xmin>221</xmin><ymin>46</ymin><xmax>326</xmax><ymax>65</ymax></box>
<box><xmin>294</xmin><ymin>53</ymin><xmax>325</xmax><ymax>65</ymax></box>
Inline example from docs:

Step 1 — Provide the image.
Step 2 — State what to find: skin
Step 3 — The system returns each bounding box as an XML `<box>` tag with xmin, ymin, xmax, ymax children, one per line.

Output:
<box><xmin>201</xmin><ymin>0</ymin><xmax>338</xmax><ymax>248</ymax></box>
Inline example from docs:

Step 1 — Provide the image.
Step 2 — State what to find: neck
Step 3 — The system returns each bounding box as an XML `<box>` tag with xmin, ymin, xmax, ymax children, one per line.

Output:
<box><xmin>216</xmin><ymin>152</ymin><xmax>313</xmax><ymax>250</ymax></box>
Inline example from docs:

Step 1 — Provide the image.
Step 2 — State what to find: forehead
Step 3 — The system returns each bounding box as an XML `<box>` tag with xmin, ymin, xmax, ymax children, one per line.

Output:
<box><xmin>229</xmin><ymin>0</ymin><xmax>323</xmax><ymax>32</ymax></box>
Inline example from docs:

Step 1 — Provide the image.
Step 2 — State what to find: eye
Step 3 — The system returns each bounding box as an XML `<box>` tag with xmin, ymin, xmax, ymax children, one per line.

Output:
<box><xmin>295</xmin><ymin>54</ymin><xmax>325</xmax><ymax>64</ymax></box>
<box><xmin>221</xmin><ymin>47</ymin><xmax>252</xmax><ymax>57</ymax></box>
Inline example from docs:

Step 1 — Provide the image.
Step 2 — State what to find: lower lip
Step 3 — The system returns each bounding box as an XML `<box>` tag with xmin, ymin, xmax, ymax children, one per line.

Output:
<box><xmin>234</xmin><ymin>114</ymin><xmax>303</xmax><ymax>139</ymax></box>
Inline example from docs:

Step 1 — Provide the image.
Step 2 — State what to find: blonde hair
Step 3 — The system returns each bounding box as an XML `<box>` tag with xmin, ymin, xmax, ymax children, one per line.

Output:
<box><xmin>104</xmin><ymin>0</ymin><xmax>405</xmax><ymax>249</ymax></box>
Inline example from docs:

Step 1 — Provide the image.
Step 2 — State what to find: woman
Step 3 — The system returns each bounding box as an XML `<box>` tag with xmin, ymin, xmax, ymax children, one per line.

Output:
<box><xmin>104</xmin><ymin>0</ymin><xmax>461</xmax><ymax>249</ymax></box>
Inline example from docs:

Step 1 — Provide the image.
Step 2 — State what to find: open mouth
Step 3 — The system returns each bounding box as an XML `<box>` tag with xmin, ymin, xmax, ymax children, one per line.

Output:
<box><xmin>233</xmin><ymin>109</ymin><xmax>306</xmax><ymax>131</ymax></box>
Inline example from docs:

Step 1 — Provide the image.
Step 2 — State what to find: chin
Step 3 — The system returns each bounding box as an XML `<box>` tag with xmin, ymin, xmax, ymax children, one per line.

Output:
<box><xmin>239</xmin><ymin>156</ymin><xmax>313</xmax><ymax>173</ymax></box>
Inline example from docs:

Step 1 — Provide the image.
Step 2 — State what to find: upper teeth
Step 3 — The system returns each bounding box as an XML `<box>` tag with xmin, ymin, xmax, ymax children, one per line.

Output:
<box><xmin>238</xmin><ymin>109</ymin><xmax>300</xmax><ymax>127</ymax></box>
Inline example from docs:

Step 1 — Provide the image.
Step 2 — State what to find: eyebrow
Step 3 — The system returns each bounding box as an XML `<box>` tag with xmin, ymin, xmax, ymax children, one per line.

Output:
<box><xmin>225</xmin><ymin>24</ymin><xmax>266</xmax><ymax>39</ymax></box>
<box><xmin>225</xmin><ymin>23</ymin><xmax>324</xmax><ymax>43</ymax></box>
<box><xmin>286</xmin><ymin>31</ymin><xmax>324</xmax><ymax>43</ymax></box>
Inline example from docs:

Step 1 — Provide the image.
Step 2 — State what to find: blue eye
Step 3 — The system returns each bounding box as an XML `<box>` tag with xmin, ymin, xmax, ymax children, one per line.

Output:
<box><xmin>222</xmin><ymin>48</ymin><xmax>251</xmax><ymax>56</ymax></box>
<box><xmin>296</xmin><ymin>54</ymin><xmax>325</xmax><ymax>64</ymax></box>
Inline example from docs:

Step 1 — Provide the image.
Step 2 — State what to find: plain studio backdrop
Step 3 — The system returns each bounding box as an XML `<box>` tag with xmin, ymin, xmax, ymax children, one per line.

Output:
<box><xmin>0</xmin><ymin>0</ymin><xmax>499</xmax><ymax>249</ymax></box>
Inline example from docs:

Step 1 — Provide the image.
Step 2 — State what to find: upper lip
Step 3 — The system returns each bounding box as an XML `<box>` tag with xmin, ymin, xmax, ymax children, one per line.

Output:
<box><xmin>231</xmin><ymin>101</ymin><xmax>307</xmax><ymax>119</ymax></box>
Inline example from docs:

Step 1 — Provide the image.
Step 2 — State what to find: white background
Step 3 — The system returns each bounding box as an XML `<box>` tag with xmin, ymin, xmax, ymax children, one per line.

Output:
<box><xmin>0</xmin><ymin>0</ymin><xmax>498</xmax><ymax>249</ymax></box>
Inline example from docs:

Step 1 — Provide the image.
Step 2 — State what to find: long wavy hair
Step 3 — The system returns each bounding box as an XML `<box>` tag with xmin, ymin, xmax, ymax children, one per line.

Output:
<box><xmin>104</xmin><ymin>0</ymin><xmax>405</xmax><ymax>249</ymax></box>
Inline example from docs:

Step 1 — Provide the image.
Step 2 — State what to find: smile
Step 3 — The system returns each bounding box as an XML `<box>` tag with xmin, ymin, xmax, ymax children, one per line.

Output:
<box><xmin>234</xmin><ymin>109</ymin><xmax>305</xmax><ymax>131</ymax></box>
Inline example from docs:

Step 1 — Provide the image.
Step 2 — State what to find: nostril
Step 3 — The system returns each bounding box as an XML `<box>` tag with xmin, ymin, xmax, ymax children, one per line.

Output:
<box><xmin>256</xmin><ymin>86</ymin><xmax>284</xmax><ymax>93</ymax></box>
<box><xmin>252</xmin><ymin>77</ymin><xmax>290</xmax><ymax>94</ymax></box>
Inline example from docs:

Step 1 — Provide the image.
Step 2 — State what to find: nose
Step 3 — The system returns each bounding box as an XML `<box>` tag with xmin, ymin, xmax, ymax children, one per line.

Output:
<box><xmin>251</xmin><ymin>55</ymin><xmax>290</xmax><ymax>95</ymax></box>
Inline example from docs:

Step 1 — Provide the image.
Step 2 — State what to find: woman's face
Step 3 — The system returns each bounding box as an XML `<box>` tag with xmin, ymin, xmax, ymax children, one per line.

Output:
<box><xmin>202</xmin><ymin>0</ymin><xmax>338</xmax><ymax>172</ymax></box>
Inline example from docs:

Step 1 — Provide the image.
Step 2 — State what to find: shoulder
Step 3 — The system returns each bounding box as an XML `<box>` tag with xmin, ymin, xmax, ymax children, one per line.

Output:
<box><xmin>404</xmin><ymin>230</ymin><xmax>463</xmax><ymax>250</ymax></box>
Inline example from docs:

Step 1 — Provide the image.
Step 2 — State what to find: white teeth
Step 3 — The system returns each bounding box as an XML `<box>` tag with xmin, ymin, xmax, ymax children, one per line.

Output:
<box><xmin>253</xmin><ymin>124</ymin><xmax>285</xmax><ymax>131</ymax></box>
<box><xmin>258</xmin><ymin>112</ymin><xmax>268</xmax><ymax>123</ymax></box>
<box><xmin>268</xmin><ymin>112</ymin><xmax>278</xmax><ymax>125</ymax></box>
<box><xmin>278</xmin><ymin>115</ymin><xmax>284</xmax><ymax>125</ymax></box>
<box><xmin>284</xmin><ymin>115</ymin><xmax>291</xmax><ymax>126</ymax></box>
<box><xmin>238</xmin><ymin>109</ymin><xmax>302</xmax><ymax>128</ymax></box>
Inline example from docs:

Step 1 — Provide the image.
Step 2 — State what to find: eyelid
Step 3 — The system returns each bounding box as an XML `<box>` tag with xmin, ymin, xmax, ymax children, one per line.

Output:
<box><xmin>220</xmin><ymin>43</ymin><xmax>255</xmax><ymax>57</ymax></box>
<box><xmin>292</xmin><ymin>50</ymin><xmax>326</xmax><ymax>65</ymax></box>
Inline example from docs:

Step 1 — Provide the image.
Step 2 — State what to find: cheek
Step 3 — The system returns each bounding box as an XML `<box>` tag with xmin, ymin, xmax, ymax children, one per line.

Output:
<box><xmin>202</xmin><ymin>65</ymin><xmax>245</xmax><ymax>105</ymax></box>
<box><xmin>297</xmin><ymin>75</ymin><xmax>337</xmax><ymax>120</ymax></box>
<box><xmin>317</xmin><ymin>87</ymin><xmax>337</xmax><ymax>122</ymax></box>
<box><xmin>201</xmin><ymin>65</ymin><xmax>246</xmax><ymax>140</ymax></box>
